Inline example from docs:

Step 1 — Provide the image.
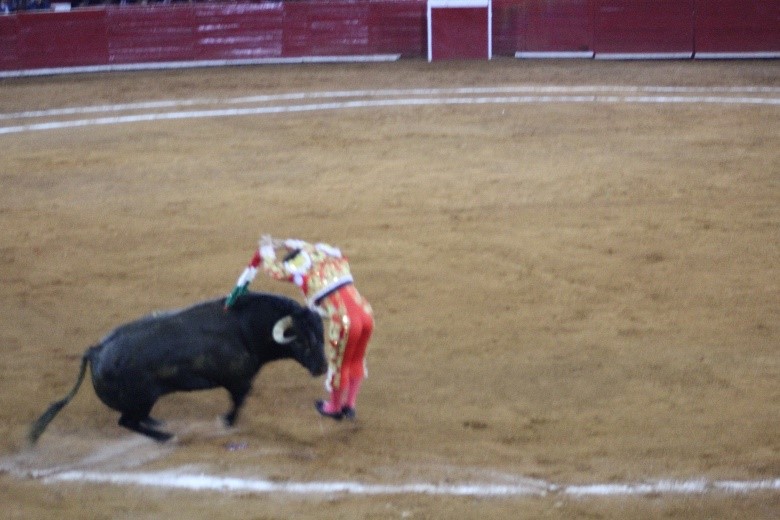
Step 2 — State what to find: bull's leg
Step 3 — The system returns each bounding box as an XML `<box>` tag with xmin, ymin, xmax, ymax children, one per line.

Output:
<box><xmin>119</xmin><ymin>414</ymin><xmax>173</xmax><ymax>442</ymax></box>
<box><xmin>223</xmin><ymin>384</ymin><xmax>251</xmax><ymax>427</ymax></box>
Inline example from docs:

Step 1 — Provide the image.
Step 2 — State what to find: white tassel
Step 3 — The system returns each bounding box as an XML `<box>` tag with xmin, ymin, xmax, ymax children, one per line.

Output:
<box><xmin>259</xmin><ymin>244</ymin><xmax>276</xmax><ymax>261</ymax></box>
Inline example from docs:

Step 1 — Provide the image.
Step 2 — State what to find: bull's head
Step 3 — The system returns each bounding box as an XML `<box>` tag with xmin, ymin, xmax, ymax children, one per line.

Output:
<box><xmin>272</xmin><ymin>308</ymin><xmax>326</xmax><ymax>376</ymax></box>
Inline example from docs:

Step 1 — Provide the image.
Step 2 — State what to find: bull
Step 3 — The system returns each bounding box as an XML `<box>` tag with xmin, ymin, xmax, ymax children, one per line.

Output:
<box><xmin>28</xmin><ymin>292</ymin><xmax>326</xmax><ymax>443</ymax></box>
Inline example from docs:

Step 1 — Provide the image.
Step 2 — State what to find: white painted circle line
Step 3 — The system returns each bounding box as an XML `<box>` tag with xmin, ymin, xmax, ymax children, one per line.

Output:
<box><xmin>40</xmin><ymin>469</ymin><xmax>780</xmax><ymax>498</ymax></box>
<box><xmin>43</xmin><ymin>470</ymin><xmax>547</xmax><ymax>496</ymax></box>
<box><xmin>2</xmin><ymin>85</ymin><xmax>778</xmax><ymax>121</ymax></box>
<box><xmin>1</xmin><ymin>85</ymin><xmax>778</xmax><ymax>135</ymax></box>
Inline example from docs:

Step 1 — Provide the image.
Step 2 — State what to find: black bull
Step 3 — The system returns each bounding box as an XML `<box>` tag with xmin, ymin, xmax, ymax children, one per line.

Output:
<box><xmin>28</xmin><ymin>292</ymin><xmax>326</xmax><ymax>443</ymax></box>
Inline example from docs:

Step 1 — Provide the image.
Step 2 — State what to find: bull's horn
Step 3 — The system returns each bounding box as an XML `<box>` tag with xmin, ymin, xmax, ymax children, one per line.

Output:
<box><xmin>272</xmin><ymin>316</ymin><xmax>296</xmax><ymax>344</ymax></box>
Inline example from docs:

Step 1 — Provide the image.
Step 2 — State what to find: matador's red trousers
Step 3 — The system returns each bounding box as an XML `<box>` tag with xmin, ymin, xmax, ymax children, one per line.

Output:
<box><xmin>320</xmin><ymin>284</ymin><xmax>374</xmax><ymax>411</ymax></box>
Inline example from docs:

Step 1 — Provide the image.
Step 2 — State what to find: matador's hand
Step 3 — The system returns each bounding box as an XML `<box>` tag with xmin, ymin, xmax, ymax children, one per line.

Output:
<box><xmin>260</xmin><ymin>234</ymin><xmax>275</xmax><ymax>249</ymax></box>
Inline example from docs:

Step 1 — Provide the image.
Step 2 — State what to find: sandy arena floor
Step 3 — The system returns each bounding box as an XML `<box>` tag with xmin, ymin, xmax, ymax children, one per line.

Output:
<box><xmin>0</xmin><ymin>58</ymin><xmax>778</xmax><ymax>518</ymax></box>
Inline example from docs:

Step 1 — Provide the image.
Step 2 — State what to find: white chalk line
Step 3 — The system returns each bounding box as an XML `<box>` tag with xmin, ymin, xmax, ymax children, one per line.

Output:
<box><xmin>1</xmin><ymin>85</ymin><xmax>778</xmax><ymax>135</ymax></box>
<box><xmin>4</xmin><ymin>431</ymin><xmax>779</xmax><ymax>499</ymax></box>
<box><xmin>2</xmin><ymin>85</ymin><xmax>779</xmax><ymax>120</ymax></box>
<box><xmin>39</xmin><ymin>468</ymin><xmax>780</xmax><ymax>498</ymax></box>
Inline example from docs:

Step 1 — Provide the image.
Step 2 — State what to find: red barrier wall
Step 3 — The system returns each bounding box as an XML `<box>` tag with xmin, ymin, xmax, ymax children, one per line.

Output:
<box><xmin>284</xmin><ymin>2</ymin><xmax>368</xmax><ymax>56</ymax></box>
<box><xmin>695</xmin><ymin>0</ymin><xmax>780</xmax><ymax>57</ymax></box>
<box><xmin>18</xmin><ymin>9</ymin><xmax>109</xmax><ymax>68</ymax></box>
<box><xmin>0</xmin><ymin>1</ymin><xmax>427</xmax><ymax>72</ymax></box>
<box><xmin>428</xmin><ymin>1</ymin><xmax>491</xmax><ymax>61</ymax></box>
<box><xmin>0</xmin><ymin>16</ymin><xmax>20</xmax><ymax>71</ymax></box>
<box><xmin>368</xmin><ymin>1</ymin><xmax>426</xmax><ymax>57</ymax></box>
<box><xmin>494</xmin><ymin>0</ymin><xmax>591</xmax><ymax>57</ymax></box>
<box><xmin>107</xmin><ymin>6</ymin><xmax>195</xmax><ymax>64</ymax></box>
<box><xmin>195</xmin><ymin>3</ymin><xmax>284</xmax><ymax>60</ymax></box>
<box><xmin>0</xmin><ymin>0</ymin><xmax>777</xmax><ymax>74</ymax></box>
<box><xmin>594</xmin><ymin>0</ymin><xmax>694</xmax><ymax>58</ymax></box>
<box><xmin>282</xmin><ymin>1</ymin><xmax>425</xmax><ymax>58</ymax></box>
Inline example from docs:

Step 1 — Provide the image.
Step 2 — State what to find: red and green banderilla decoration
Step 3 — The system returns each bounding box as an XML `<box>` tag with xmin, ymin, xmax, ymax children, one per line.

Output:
<box><xmin>225</xmin><ymin>249</ymin><xmax>261</xmax><ymax>309</ymax></box>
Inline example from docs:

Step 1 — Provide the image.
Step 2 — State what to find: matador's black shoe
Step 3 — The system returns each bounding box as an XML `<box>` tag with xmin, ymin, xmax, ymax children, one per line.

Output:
<box><xmin>315</xmin><ymin>400</ymin><xmax>343</xmax><ymax>421</ymax></box>
<box><xmin>341</xmin><ymin>406</ymin><xmax>356</xmax><ymax>420</ymax></box>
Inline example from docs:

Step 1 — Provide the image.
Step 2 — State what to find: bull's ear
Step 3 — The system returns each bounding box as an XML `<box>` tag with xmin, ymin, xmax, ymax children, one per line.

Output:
<box><xmin>272</xmin><ymin>316</ymin><xmax>296</xmax><ymax>344</ymax></box>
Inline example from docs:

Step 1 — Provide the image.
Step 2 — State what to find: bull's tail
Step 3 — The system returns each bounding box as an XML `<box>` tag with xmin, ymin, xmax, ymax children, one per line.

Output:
<box><xmin>27</xmin><ymin>345</ymin><xmax>98</xmax><ymax>445</ymax></box>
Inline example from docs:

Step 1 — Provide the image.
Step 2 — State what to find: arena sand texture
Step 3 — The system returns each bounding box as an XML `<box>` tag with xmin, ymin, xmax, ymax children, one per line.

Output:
<box><xmin>0</xmin><ymin>59</ymin><xmax>778</xmax><ymax>519</ymax></box>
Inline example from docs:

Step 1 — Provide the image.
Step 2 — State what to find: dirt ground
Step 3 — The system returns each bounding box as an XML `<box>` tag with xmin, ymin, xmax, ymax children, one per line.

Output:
<box><xmin>0</xmin><ymin>58</ymin><xmax>778</xmax><ymax>519</ymax></box>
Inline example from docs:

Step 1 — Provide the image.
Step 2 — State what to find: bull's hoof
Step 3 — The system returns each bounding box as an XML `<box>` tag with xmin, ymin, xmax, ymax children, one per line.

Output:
<box><xmin>140</xmin><ymin>416</ymin><xmax>165</xmax><ymax>428</ymax></box>
<box><xmin>148</xmin><ymin>430</ymin><xmax>174</xmax><ymax>443</ymax></box>
<box><xmin>119</xmin><ymin>415</ymin><xmax>174</xmax><ymax>442</ymax></box>
<box><xmin>222</xmin><ymin>413</ymin><xmax>238</xmax><ymax>428</ymax></box>
<box><xmin>315</xmin><ymin>400</ymin><xmax>343</xmax><ymax>421</ymax></box>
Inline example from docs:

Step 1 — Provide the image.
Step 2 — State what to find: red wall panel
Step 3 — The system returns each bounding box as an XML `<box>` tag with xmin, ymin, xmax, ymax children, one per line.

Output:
<box><xmin>695</xmin><ymin>0</ymin><xmax>780</xmax><ymax>56</ymax></box>
<box><xmin>494</xmin><ymin>0</ymin><xmax>591</xmax><ymax>56</ymax></box>
<box><xmin>368</xmin><ymin>1</ymin><xmax>426</xmax><ymax>57</ymax></box>
<box><xmin>283</xmin><ymin>2</ymin><xmax>372</xmax><ymax>57</ymax></box>
<box><xmin>17</xmin><ymin>9</ymin><xmax>108</xmax><ymax>68</ymax></box>
<box><xmin>429</xmin><ymin>6</ymin><xmax>490</xmax><ymax>61</ymax></box>
<box><xmin>594</xmin><ymin>0</ymin><xmax>694</xmax><ymax>57</ymax></box>
<box><xmin>106</xmin><ymin>6</ymin><xmax>196</xmax><ymax>64</ymax></box>
<box><xmin>194</xmin><ymin>2</ymin><xmax>284</xmax><ymax>60</ymax></box>
<box><xmin>491</xmin><ymin>0</ymin><xmax>517</xmax><ymax>54</ymax></box>
<box><xmin>0</xmin><ymin>16</ymin><xmax>20</xmax><ymax>71</ymax></box>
